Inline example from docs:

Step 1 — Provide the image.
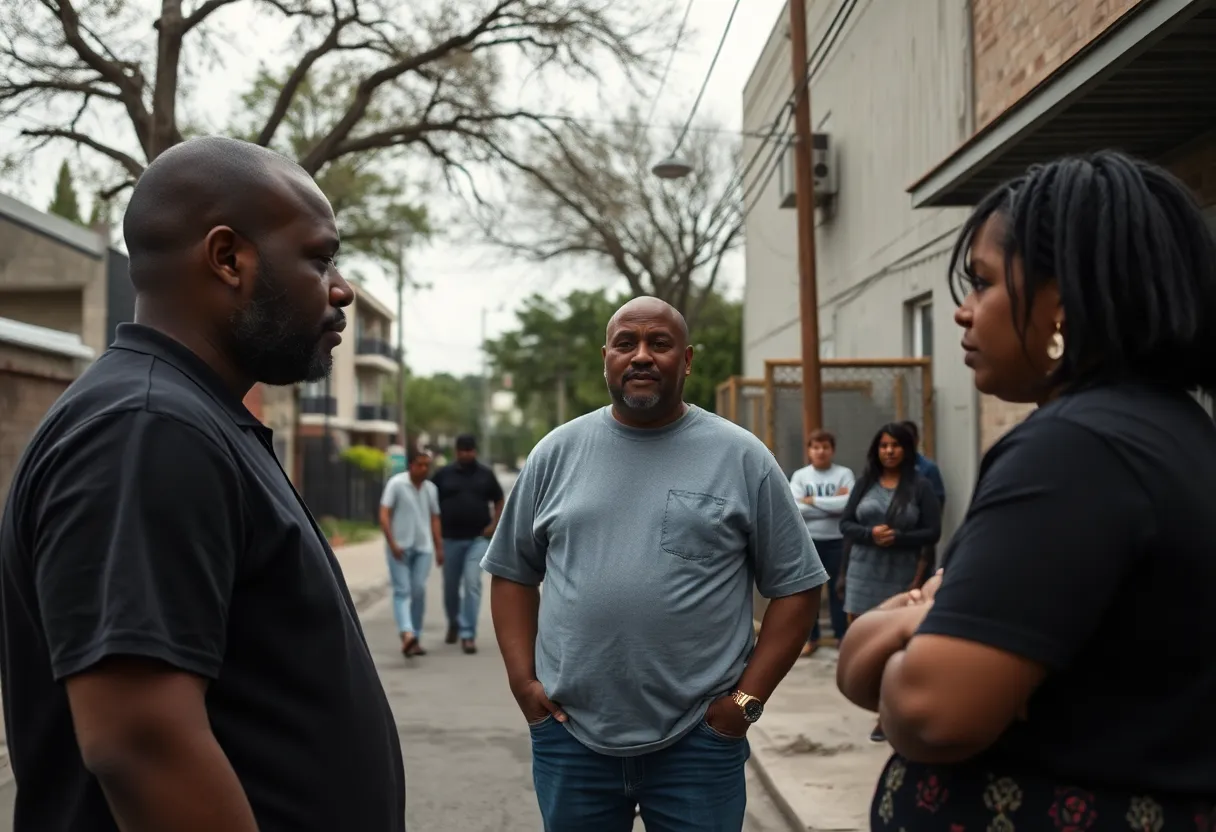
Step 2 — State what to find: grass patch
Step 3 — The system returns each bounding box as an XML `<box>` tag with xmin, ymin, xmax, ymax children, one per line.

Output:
<box><xmin>319</xmin><ymin>517</ymin><xmax>380</xmax><ymax>547</ymax></box>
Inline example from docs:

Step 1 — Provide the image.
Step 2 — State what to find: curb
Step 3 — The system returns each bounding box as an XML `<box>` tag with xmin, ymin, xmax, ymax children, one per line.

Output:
<box><xmin>748</xmin><ymin>724</ymin><xmax>807</xmax><ymax>832</ymax></box>
<box><xmin>0</xmin><ymin>581</ymin><xmax>392</xmax><ymax>793</ymax></box>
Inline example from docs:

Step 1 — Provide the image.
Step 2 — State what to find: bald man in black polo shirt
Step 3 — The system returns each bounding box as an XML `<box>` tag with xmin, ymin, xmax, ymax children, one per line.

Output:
<box><xmin>0</xmin><ymin>137</ymin><xmax>405</xmax><ymax>831</ymax></box>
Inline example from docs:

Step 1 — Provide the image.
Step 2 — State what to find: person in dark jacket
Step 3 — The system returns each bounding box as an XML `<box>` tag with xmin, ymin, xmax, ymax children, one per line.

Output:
<box><xmin>838</xmin><ymin>421</ymin><xmax>941</xmax><ymax>743</ymax></box>
<box><xmin>839</xmin><ymin>422</ymin><xmax>942</xmax><ymax>618</ymax></box>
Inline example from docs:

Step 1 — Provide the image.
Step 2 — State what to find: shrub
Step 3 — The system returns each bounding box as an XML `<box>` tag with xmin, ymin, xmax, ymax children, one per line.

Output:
<box><xmin>342</xmin><ymin>445</ymin><xmax>388</xmax><ymax>475</ymax></box>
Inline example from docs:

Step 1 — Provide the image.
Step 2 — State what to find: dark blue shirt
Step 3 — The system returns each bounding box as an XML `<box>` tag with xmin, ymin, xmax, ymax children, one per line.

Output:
<box><xmin>915</xmin><ymin>452</ymin><xmax>946</xmax><ymax>506</ymax></box>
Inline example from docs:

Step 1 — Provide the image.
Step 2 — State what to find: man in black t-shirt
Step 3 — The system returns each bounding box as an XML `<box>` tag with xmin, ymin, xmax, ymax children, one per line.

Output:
<box><xmin>0</xmin><ymin>137</ymin><xmax>404</xmax><ymax>831</ymax></box>
<box><xmin>432</xmin><ymin>434</ymin><xmax>504</xmax><ymax>654</ymax></box>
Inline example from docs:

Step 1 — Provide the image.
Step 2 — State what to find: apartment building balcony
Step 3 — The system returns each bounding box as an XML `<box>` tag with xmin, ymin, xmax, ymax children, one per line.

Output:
<box><xmin>355</xmin><ymin>403</ymin><xmax>398</xmax><ymax>434</ymax></box>
<box><xmin>354</xmin><ymin>336</ymin><xmax>399</xmax><ymax>373</ymax></box>
<box><xmin>299</xmin><ymin>395</ymin><xmax>337</xmax><ymax>415</ymax></box>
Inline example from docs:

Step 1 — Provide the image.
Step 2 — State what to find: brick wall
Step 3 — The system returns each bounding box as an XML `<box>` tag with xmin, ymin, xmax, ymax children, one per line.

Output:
<box><xmin>0</xmin><ymin>343</ymin><xmax>80</xmax><ymax>504</ymax></box>
<box><xmin>972</xmin><ymin>0</ymin><xmax>1144</xmax><ymax>128</ymax></box>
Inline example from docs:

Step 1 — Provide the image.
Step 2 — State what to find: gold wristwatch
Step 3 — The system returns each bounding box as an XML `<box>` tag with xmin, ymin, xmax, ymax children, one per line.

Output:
<box><xmin>731</xmin><ymin>690</ymin><xmax>764</xmax><ymax>723</ymax></box>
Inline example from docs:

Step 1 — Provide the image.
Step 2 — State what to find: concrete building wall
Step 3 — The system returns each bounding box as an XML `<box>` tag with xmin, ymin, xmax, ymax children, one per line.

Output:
<box><xmin>0</xmin><ymin>323</ymin><xmax>93</xmax><ymax>504</ymax></box>
<box><xmin>0</xmin><ymin>197</ymin><xmax>110</xmax><ymax>356</ymax></box>
<box><xmin>742</xmin><ymin>0</ymin><xmax>978</xmax><ymax>538</ymax></box>
<box><xmin>972</xmin><ymin>0</ymin><xmax>1144</xmax><ymax>128</ymax></box>
<box><xmin>0</xmin><ymin>289</ymin><xmax>82</xmax><ymax>336</ymax></box>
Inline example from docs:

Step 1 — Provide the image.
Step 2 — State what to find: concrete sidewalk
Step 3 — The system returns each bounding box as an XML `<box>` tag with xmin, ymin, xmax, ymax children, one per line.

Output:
<box><xmin>747</xmin><ymin>647</ymin><xmax>889</xmax><ymax>831</ymax></box>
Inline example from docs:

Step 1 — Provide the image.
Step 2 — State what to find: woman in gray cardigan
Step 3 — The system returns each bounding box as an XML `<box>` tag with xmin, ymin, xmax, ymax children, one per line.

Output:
<box><xmin>839</xmin><ymin>422</ymin><xmax>942</xmax><ymax>620</ymax></box>
<box><xmin>838</xmin><ymin>422</ymin><xmax>942</xmax><ymax>743</ymax></box>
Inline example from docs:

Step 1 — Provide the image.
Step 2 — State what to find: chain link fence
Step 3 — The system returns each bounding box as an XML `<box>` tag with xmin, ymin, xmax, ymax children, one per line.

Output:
<box><xmin>714</xmin><ymin>359</ymin><xmax>933</xmax><ymax>477</ymax></box>
<box><xmin>763</xmin><ymin>359</ymin><xmax>933</xmax><ymax>477</ymax></box>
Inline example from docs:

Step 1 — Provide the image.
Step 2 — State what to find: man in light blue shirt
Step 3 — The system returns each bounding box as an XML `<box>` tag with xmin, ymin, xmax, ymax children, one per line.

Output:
<box><xmin>379</xmin><ymin>448</ymin><xmax>442</xmax><ymax>657</ymax></box>
<box><xmin>483</xmin><ymin>297</ymin><xmax>825</xmax><ymax>831</ymax></box>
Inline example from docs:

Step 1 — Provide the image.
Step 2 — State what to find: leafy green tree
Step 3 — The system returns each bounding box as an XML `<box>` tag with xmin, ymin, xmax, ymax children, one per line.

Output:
<box><xmin>487</xmin><ymin>290</ymin><xmax>618</xmax><ymax>430</ymax></box>
<box><xmin>391</xmin><ymin>372</ymin><xmax>482</xmax><ymax>448</ymax></box>
<box><xmin>48</xmin><ymin>160</ymin><xmax>82</xmax><ymax>223</ymax></box>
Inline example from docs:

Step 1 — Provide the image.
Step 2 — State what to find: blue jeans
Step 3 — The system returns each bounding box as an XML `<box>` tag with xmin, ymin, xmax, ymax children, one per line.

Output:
<box><xmin>810</xmin><ymin>537</ymin><xmax>848</xmax><ymax>642</ymax></box>
<box><xmin>442</xmin><ymin>537</ymin><xmax>488</xmax><ymax>640</ymax></box>
<box><xmin>530</xmin><ymin>715</ymin><xmax>749</xmax><ymax>831</ymax></box>
<box><xmin>387</xmin><ymin>546</ymin><xmax>431</xmax><ymax>637</ymax></box>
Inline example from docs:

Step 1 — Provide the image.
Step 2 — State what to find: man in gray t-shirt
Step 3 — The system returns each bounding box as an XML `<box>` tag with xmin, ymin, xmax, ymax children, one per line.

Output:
<box><xmin>483</xmin><ymin>296</ymin><xmax>825</xmax><ymax>831</ymax></box>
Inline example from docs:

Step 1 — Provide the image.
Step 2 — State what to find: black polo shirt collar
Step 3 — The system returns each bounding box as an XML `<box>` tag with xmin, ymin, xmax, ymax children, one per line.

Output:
<box><xmin>111</xmin><ymin>323</ymin><xmax>263</xmax><ymax>429</ymax></box>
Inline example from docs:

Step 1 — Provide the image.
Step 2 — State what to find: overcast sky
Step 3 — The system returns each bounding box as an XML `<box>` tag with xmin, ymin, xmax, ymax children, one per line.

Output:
<box><xmin>1</xmin><ymin>0</ymin><xmax>789</xmax><ymax>376</ymax></box>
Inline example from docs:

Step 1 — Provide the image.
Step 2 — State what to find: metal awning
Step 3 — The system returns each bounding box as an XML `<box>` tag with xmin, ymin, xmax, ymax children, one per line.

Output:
<box><xmin>910</xmin><ymin>0</ymin><xmax>1216</xmax><ymax>208</ymax></box>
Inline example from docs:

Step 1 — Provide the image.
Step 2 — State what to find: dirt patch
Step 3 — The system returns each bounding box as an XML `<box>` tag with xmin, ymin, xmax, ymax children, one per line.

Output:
<box><xmin>777</xmin><ymin>734</ymin><xmax>856</xmax><ymax>756</ymax></box>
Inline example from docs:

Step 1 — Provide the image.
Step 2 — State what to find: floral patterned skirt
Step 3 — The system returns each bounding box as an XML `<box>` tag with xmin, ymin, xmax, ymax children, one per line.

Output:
<box><xmin>871</xmin><ymin>754</ymin><xmax>1216</xmax><ymax>832</ymax></box>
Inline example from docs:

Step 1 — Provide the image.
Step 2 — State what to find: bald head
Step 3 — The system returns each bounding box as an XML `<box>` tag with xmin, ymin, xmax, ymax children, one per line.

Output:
<box><xmin>606</xmin><ymin>296</ymin><xmax>689</xmax><ymax>345</ymax></box>
<box><xmin>123</xmin><ymin>135</ymin><xmax>327</xmax><ymax>292</ymax></box>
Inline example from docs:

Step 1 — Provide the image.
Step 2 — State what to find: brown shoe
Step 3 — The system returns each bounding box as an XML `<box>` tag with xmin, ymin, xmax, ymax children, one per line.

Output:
<box><xmin>461</xmin><ymin>639</ymin><xmax>477</xmax><ymax>655</ymax></box>
<box><xmin>445</xmin><ymin>626</ymin><xmax>458</xmax><ymax>645</ymax></box>
<box><xmin>800</xmin><ymin>641</ymin><xmax>819</xmax><ymax>658</ymax></box>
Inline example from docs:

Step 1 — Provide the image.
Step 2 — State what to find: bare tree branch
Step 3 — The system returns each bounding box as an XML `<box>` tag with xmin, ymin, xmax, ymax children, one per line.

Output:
<box><xmin>19</xmin><ymin>127</ymin><xmax>145</xmax><ymax>178</ymax></box>
<box><xmin>1</xmin><ymin>0</ymin><xmax>674</xmax><ymax>221</ymax></box>
<box><xmin>181</xmin><ymin>0</ymin><xmax>243</xmax><ymax>32</ymax></box>
<box><xmin>474</xmin><ymin>107</ymin><xmax>742</xmax><ymax>328</ymax></box>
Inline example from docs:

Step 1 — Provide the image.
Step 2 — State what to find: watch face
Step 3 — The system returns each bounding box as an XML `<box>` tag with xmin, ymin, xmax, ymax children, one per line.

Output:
<box><xmin>743</xmin><ymin>698</ymin><xmax>764</xmax><ymax>722</ymax></box>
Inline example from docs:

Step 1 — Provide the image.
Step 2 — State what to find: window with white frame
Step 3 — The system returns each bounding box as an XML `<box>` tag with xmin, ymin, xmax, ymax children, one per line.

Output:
<box><xmin>907</xmin><ymin>296</ymin><xmax>933</xmax><ymax>358</ymax></box>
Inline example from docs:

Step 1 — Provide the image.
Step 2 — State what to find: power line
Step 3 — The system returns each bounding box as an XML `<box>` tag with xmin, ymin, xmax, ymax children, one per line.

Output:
<box><xmin>670</xmin><ymin>0</ymin><xmax>743</xmax><ymax>155</ymax></box>
<box><xmin>731</xmin><ymin>0</ymin><xmax>861</xmax><ymax>219</ymax></box>
<box><xmin>533</xmin><ymin>113</ymin><xmax>764</xmax><ymax>138</ymax></box>
<box><xmin>643</xmin><ymin>0</ymin><xmax>698</xmax><ymax>128</ymax></box>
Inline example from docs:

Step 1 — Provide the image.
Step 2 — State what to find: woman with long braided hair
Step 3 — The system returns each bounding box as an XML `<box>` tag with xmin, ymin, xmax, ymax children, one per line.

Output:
<box><xmin>837</xmin><ymin>151</ymin><xmax>1216</xmax><ymax>830</ymax></box>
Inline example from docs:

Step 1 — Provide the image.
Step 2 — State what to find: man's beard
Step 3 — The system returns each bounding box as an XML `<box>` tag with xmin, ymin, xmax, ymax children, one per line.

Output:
<box><xmin>606</xmin><ymin>380</ymin><xmax>662</xmax><ymax>412</ymax></box>
<box><xmin>228</xmin><ymin>258</ymin><xmax>333</xmax><ymax>385</ymax></box>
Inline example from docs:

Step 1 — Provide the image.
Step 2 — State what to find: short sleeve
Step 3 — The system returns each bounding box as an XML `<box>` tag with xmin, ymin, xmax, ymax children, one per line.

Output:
<box><xmin>486</xmin><ymin>471</ymin><xmax>505</xmax><ymax>503</ymax></box>
<box><xmin>480</xmin><ymin>458</ymin><xmax>546</xmax><ymax>585</ymax></box>
<box><xmin>31</xmin><ymin>410</ymin><xmax>244</xmax><ymax>681</ymax></box>
<box><xmin>920</xmin><ymin>417</ymin><xmax>1151</xmax><ymax>670</ymax></box>
<box><xmin>427</xmin><ymin>484</ymin><xmax>440</xmax><ymax>516</ymax></box>
<box><xmin>380</xmin><ymin>476</ymin><xmax>399</xmax><ymax>509</ymax></box>
<box><xmin>751</xmin><ymin>463</ymin><xmax>828</xmax><ymax>599</ymax></box>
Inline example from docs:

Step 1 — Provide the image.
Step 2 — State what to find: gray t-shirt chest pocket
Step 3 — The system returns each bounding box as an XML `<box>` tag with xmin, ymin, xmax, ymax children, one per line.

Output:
<box><xmin>660</xmin><ymin>489</ymin><xmax>727</xmax><ymax>561</ymax></box>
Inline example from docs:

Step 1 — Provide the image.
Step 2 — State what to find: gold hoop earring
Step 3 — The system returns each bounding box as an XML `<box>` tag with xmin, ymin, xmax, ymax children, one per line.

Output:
<box><xmin>1046</xmin><ymin>321</ymin><xmax>1064</xmax><ymax>361</ymax></box>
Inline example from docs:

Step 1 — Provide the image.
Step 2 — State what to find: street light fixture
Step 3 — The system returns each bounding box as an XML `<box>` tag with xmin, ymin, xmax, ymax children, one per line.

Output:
<box><xmin>651</xmin><ymin>155</ymin><xmax>693</xmax><ymax>180</ymax></box>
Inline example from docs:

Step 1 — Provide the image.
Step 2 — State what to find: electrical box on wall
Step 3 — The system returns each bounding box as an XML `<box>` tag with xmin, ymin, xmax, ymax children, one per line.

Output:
<box><xmin>778</xmin><ymin>132</ymin><xmax>837</xmax><ymax>210</ymax></box>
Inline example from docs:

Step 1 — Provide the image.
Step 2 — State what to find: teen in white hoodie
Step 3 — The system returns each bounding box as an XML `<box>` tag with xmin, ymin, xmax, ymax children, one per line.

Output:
<box><xmin>789</xmin><ymin>430</ymin><xmax>855</xmax><ymax>654</ymax></box>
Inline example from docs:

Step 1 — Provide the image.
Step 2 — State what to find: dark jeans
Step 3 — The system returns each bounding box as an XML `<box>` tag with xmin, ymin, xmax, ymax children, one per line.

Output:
<box><xmin>530</xmin><ymin>715</ymin><xmax>749</xmax><ymax>832</ymax></box>
<box><xmin>810</xmin><ymin>537</ymin><xmax>847</xmax><ymax>642</ymax></box>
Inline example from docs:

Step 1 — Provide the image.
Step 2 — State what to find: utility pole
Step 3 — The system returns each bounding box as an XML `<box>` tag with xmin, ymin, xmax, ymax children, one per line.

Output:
<box><xmin>788</xmin><ymin>0</ymin><xmax>824</xmax><ymax>441</ymax></box>
<box><xmin>394</xmin><ymin>236</ymin><xmax>408</xmax><ymax>450</ymax></box>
